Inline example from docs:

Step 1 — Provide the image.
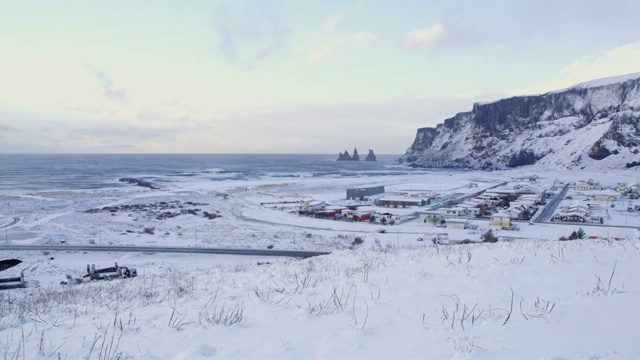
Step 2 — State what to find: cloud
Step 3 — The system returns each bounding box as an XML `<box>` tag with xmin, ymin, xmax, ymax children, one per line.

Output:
<box><xmin>92</xmin><ymin>69</ymin><xmax>128</xmax><ymax>104</ymax></box>
<box><xmin>0</xmin><ymin>122</ymin><xmax>16</xmax><ymax>132</ymax></box>
<box><xmin>206</xmin><ymin>96</ymin><xmax>483</xmax><ymax>153</ymax></box>
<box><xmin>401</xmin><ymin>24</ymin><xmax>444</xmax><ymax>51</ymax></box>
<box><xmin>352</xmin><ymin>31</ymin><xmax>375</xmax><ymax>46</ymax></box>
<box><xmin>306</xmin><ymin>45</ymin><xmax>334</xmax><ymax>64</ymax></box>
<box><xmin>511</xmin><ymin>42</ymin><xmax>640</xmax><ymax>95</ymax></box>
<box><xmin>306</xmin><ymin>31</ymin><xmax>375</xmax><ymax>64</ymax></box>
<box><xmin>215</xmin><ymin>0</ymin><xmax>292</xmax><ymax>67</ymax></box>
<box><xmin>424</xmin><ymin>1</ymin><xmax>640</xmax><ymax>53</ymax></box>
<box><xmin>0</xmin><ymin>91</ymin><xmax>490</xmax><ymax>154</ymax></box>
<box><xmin>323</xmin><ymin>9</ymin><xmax>345</xmax><ymax>31</ymax></box>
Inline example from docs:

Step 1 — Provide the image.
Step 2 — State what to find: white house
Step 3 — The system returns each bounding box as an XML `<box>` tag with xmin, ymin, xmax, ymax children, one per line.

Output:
<box><xmin>575</xmin><ymin>180</ymin><xmax>602</xmax><ymax>191</ymax></box>
<box><xmin>439</xmin><ymin>207</ymin><xmax>467</xmax><ymax>218</ymax></box>
<box><xmin>305</xmin><ymin>200</ymin><xmax>328</xmax><ymax>212</ymax></box>
<box><xmin>458</xmin><ymin>203</ymin><xmax>481</xmax><ymax>217</ymax></box>
<box><xmin>445</xmin><ymin>218</ymin><xmax>469</xmax><ymax>229</ymax></box>
<box><xmin>419</xmin><ymin>211</ymin><xmax>443</xmax><ymax>224</ymax></box>
<box><xmin>380</xmin><ymin>212</ymin><xmax>416</xmax><ymax>224</ymax></box>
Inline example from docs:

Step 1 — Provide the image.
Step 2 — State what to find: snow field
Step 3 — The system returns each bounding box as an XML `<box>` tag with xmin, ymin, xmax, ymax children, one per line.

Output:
<box><xmin>1</xmin><ymin>239</ymin><xmax>639</xmax><ymax>359</ymax></box>
<box><xmin>2</xmin><ymin>169</ymin><xmax>640</xmax><ymax>358</ymax></box>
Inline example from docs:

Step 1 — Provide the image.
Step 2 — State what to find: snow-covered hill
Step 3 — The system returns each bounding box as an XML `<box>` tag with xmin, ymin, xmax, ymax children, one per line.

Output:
<box><xmin>400</xmin><ymin>73</ymin><xmax>640</xmax><ymax>170</ymax></box>
<box><xmin>2</xmin><ymin>239</ymin><xmax>640</xmax><ymax>359</ymax></box>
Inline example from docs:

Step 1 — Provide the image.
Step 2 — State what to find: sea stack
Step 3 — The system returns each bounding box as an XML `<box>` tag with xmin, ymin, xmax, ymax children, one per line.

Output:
<box><xmin>337</xmin><ymin>150</ymin><xmax>352</xmax><ymax>161</ymax></box>
<box><xmin>337</xmin><ymin>148</ymin><xmax>361</xmax><ymax>161</ymax></box>
<box><xmin>351</xmin><ymin>148</ymin><xmax>360</xmax><ymax>161</ymax></box>
<box><xmin>365</xmin><ymin>149</ymin><xmax>377</xmax><ymax>162</ymax></box>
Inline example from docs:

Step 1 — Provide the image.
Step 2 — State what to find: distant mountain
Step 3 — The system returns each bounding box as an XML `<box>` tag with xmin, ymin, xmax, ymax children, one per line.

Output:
<box><xmin>400</xmin><ymin>73</ymin><xmax>640</xmax><ymax>170</ymax></box>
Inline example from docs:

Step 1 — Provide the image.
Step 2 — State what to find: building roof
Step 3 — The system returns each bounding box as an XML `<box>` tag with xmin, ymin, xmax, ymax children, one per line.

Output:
<box><xmin>492</xmin><ymin>212</ymin><xmax>510</xmax><ymax>218</ymax></box>
<box><xmin>446</xmin><ymin>218</ymin><xmax>469</xmax><ymax>224</ymax></box>
<box><xmin>378</xmin><ymin>196</ymin><xmax>425</xmax><ymax>203</ymax></box>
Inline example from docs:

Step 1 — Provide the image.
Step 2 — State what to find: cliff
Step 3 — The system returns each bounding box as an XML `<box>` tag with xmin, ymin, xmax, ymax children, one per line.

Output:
<box><xmin>399</xmin><ymin>73</ymin><xmax>640</xmax><ymax>170</ymax></box>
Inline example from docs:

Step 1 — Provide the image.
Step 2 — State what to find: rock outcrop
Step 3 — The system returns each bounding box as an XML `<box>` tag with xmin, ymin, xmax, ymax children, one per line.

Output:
<box><xmin>337</xmin><ymin>148</ymin><xmax>361</xmax><ymax>161</ymax></box>
<box><xmin>119</xmin><ymin>177</ymin><xmax>163</xmax><ymax>190</ymax></box>
<box><xmin>365</xmin><ymin>149</ymin><xmax>377</xmax><ymax>162</ymax></box>
<box><xmin>400</xmin><ymin>73</ymin><xmax>640</xmax><ymax>170</ymax></box>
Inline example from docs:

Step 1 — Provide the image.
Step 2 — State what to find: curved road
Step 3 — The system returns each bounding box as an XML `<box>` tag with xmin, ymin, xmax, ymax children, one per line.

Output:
<box><xmin>0</xmin><ymin>218</ymin><xmax>20</xmax><ymax>228</ymax></box>
<box><xmin>0</xmin><ymin>244</ymin><xmax>330</xmax><ymax>259</ymax></box>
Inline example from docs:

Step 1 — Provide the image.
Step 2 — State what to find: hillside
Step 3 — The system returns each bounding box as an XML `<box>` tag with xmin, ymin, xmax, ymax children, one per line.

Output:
<box><xmin>400</xmin><ymin>73</ymin><xmax>640</xmax><ymax>170</ymax></box>
<box><xmin>1</xmin><ymin>239</ymin><xmax>639</xmax><ymax>359</ymax></box>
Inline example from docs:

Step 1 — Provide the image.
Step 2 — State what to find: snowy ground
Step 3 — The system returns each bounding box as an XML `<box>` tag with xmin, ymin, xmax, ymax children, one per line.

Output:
<box><xmin>1</xmin><ymin>168</ymin><xmax>640</xmax><ymax>359</ymax></box>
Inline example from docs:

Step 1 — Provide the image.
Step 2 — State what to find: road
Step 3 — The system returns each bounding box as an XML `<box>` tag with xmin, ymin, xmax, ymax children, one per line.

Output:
<box><xmin>0</xmin><ymin>218</ymin><xmax>20</xmax><ymax>228</ymax></box>
<box><xmin>534</xmin><ymin>184</ymin><xmax>570</xmax><ymax>223</ymax></box>
<box><xmin>0</xmin><ymin>245</ymin><xmax>330</xmax><ymax>259</ymax></box>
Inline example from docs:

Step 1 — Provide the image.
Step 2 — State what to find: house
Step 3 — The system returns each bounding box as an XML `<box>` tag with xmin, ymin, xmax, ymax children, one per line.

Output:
<box><xmin>380</xmin><ymin>212</ymin><xmax>416</xmax><ymax>224</ymax></box>
<box><xmin>445</xmin><ymin>218</ymin><xmax>469</xmax><ymax>229</ymax></box>
<box><xmin>314</xmin><ymin>205</ymin><xmax>346</xmax><ymax>218</ymax></box>
<box><xmin>554</xmin><ymin>211</ymin><xmax>586</xmax><ymax>222</ymax></box>
<box><xmin>439</xmin><ymin>207</ymin><xmax>467</xmax><ymax>218</ymax></box>
<box><xmin>341</xmin><ymin>208</ymin><xmax>375</xmax><ymax>221</ymax></box>
<box><xmin>458</xmin><ymin>204</ymin><xmax>481</xmax><ymax>217</ymax></box>
<box><xmin>553</xmin><ymin>203</ymin><xmax>589</xmax><ymax>222</ymax></box>
<box><xmin>490</xmin><ymin>212</ymin><xmax>511</xmax><ymax>227</ymax></box>
<box><xmin>590</xmin><ymin>190</ymin><xmax>621</xmax><ymax>201</ymax></box>
<box><xmin>575</xmin><ymin>180</ymin><xmax>602</xmax><ymax>191</ymax></box>
<box><xmin>305</xmin><ymin>200</ymin><xmax>328</xmax><ymax>212</ymax></box>
<box><xmin>419</xmin><ymin>211</ymin><xmax>443</xmax><ymax>224</ymax></box>
<box><xmin>587</xmin><ymin>203</ymin><xmax>601</xmax><ymax>210</ymax></box>
<box><xmin>475</xmin><ymin>193</ymin><xmax>501</xmax><ymax>207</ymax></box>
<box><xmin>376</xmin><ymin>196</ymin><xmax>426</xmax><ymax>207</ymax></box>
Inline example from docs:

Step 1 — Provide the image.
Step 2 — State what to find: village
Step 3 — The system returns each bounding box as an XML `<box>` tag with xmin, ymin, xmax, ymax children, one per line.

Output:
<box><xmin>265</xmin><ymin>176</ymin><xmax>640</xmax><ymax>243</ymax></box>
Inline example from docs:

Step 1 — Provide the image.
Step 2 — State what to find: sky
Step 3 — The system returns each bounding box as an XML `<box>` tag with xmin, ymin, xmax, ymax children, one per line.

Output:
<box><xmin>1</xmin><ymin>0</ymin><xmax>640</xmax><ymax>154</ymax></box>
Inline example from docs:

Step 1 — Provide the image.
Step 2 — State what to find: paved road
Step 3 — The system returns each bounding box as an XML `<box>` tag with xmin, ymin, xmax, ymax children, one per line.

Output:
<box><xmin>534</xmin><ymin>184</ymin><xmax>570</xmax><ymax>223</ymax></box>
<box><xmin>0</xmin><ymin>245</ymin><xmax>330</xmax><ymax>259</ymax></box>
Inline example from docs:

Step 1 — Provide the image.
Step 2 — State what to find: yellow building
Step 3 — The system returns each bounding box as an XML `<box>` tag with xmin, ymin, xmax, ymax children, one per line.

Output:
<box><xmin>490</xmin><ymin>212</ymin><xmax>511</xmax><ymax>227</ymax></box>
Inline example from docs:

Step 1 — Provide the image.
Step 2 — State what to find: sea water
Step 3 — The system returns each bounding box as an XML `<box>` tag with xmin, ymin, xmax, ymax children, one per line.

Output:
<box><xmin>0</xmin><ymin>154</ymin><xmax>422</xmax><ymax>192</ymax></box>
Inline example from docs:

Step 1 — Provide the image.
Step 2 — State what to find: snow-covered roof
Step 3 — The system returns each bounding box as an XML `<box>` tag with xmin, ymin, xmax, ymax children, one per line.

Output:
<box><xmin>378</xmin><ymin>196</ymin><xmax>425</xmax><ymax>203</ymax></box>
<box><xmin>492</xmin><ymin>212</ymin><xmax>510</xmax><ymax>218</ymax></box>
<box><xmin>584</xmin><ymin>189</ymin><xmax>620</xmax><ymax>196</ymax></box>
<box><xmin>446</xmin><ymin>218</ymin><xmax>469</xmax><ymax>224</ymax></box>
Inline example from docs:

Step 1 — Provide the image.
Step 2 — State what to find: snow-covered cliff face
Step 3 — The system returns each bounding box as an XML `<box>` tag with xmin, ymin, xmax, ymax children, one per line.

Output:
<box><xmin>400</xmin><ymin>74</ymin><xmax>640</xmax><ymax>170</ymax></box>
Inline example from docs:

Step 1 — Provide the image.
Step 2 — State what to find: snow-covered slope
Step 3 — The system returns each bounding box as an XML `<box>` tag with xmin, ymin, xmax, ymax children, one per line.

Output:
<box><xmin>400</xmin><ymin>74</ymin><xmax>640</xmax><ymax>170</ymax></box>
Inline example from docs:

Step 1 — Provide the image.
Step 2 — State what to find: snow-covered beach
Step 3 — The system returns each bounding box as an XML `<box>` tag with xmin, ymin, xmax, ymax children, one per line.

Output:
<box><xmin>1</xmin><ymin>155</ymin><xmax>640</xmax><ymax>359</ymax></box>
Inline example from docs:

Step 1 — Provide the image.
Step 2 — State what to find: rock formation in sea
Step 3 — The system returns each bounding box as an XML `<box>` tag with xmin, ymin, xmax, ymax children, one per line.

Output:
<box><xmin>365</xmin><ymin>149</ymin><xmax>377</xmax><ymax>162</ymax></box>
<box><xmin>337</xmin><ymin>148</ymin><xmax>362</xmax><ymax>161</ymax></box>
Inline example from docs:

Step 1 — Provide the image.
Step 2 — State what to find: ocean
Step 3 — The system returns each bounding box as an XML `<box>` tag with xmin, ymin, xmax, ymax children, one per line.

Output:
<box><xmin>0</xmin><ymin>154</ymin><xmax>422</xmax><ymax>192</ymax></box>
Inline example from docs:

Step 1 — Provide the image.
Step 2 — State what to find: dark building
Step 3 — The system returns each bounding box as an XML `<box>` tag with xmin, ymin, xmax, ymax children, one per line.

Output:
<box><xmin>346</xmin><ymin>186</ymin><xmax>385</xmax><ymax>200</ymax></box>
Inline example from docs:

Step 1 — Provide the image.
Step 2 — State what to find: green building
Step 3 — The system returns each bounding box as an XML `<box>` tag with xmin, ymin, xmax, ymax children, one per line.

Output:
<box><xmin>346</xmin><ymin>186</ymin><xmax>385</xmax><ymax>200</ymax></box>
